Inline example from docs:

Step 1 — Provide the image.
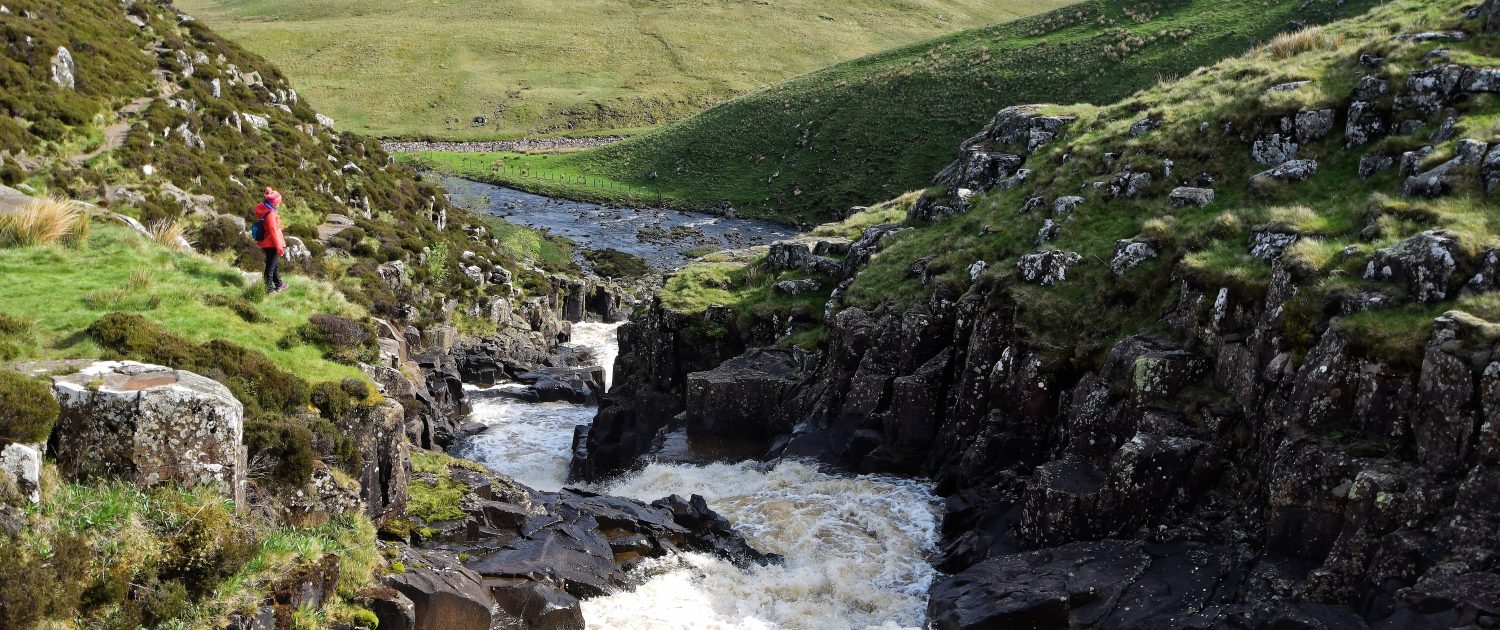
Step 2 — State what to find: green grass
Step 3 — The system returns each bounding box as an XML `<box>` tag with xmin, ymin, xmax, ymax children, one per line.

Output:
<box><xmin>0</xmin><ymin>222</ymin><xmax>365</xmax><ymax>382</ymax></box>
<box><xmin>410</xmin><ymin>0</ymin><xmax>1382</xmax><ymax>222</ymax></box>
<box><xmin>6</xmin><ymin>471</ymin><xmax>381</xmax><ymax>629</ymax></box>
<box><xmin>657</xmin><ymin>255</ymin><xmax>833</xmax><ymax>345</ymax></box>
<box><xmin>406</xmin><ymin>451</ymin><xmax>486</xmax><ymax>526</ymax></box>
<box><xmin>175</xmin><ymin>0</ymin><xmax>1074</xmax><ymax>141</ymax></box>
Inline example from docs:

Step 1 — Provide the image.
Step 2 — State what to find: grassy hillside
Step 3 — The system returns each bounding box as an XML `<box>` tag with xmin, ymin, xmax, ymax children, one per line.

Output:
<box><xmin>0</xmin><ymin>1</ymin><xmax>585</xmax><ymax>626</ymax></box>
<box><xmin>174</xmin><ymin>0</ymin><xmax>1074</xmax><ymax>140</ymax></box>
<box><xmin>655</xmin><ymin>0</ymin><xmax>1499</xmax><ymax>369</ymax></box>
<box><xmin>415</xmin><ymin>0</ymin><xmax>1383</xmax><ymax>224</ymax></box>
<box><xmin>840</xmin><ymin>0</ymin><xmax>1498</xmax><ymax>365</ymax></box>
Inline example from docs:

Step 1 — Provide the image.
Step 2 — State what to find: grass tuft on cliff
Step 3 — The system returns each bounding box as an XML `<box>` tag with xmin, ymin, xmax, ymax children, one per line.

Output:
<box><xmin>408</xmin><ymin>0</ymin><xmax>1383</xmax><ymax>223</ymax></box>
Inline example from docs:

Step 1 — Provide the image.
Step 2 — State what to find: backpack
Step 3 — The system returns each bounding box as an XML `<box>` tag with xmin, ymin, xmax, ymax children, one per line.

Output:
<box><xmin>250</xmin><ymin>203</ymin><xmax>273</xmax><ymax>241</ymax></box>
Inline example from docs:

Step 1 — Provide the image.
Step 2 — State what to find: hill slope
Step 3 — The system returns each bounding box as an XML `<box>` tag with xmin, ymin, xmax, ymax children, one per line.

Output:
<box><xmin>174</xmin><ymin>0</ymin><xmax>1074</xmax><ymax>140</ymax></box>
<box><xmin>0</xmin><ymin>1</ymin><xmax>593</xmax><ymax>627</ymax></box>
<box><xmin>419</xmin><ymin>0</ymin><xmax>1383</xmax><ymax>224</ymax></box>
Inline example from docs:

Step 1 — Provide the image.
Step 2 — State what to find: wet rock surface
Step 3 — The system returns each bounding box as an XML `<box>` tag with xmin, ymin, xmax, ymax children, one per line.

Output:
<box><xmin>396</xmin><ymin>457</ymin><xmax>774</xmax><ymax>628</ymax></box>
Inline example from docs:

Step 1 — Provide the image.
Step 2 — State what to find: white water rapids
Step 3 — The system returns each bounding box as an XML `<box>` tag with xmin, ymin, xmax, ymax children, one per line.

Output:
<box><xmin>460</xmin><ymin>322</ymin><xmax>943</xmax><ymax>629</ymax></box>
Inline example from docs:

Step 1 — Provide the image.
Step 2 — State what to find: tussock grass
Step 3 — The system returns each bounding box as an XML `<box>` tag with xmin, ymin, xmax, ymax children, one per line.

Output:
<box><xmin>1260</xmin><ymin>27</ymin><xmax>1346</xmax><ymax>59</ymax></box>
<box><xmin>0</xmin><ymin>195</ymin><xmax>91</xmax><ymax>248</ymax></box>
<box><xmin>149</xmin><ymin>219</ymin><xmax>192</xmax><ymax>252</ymax></box>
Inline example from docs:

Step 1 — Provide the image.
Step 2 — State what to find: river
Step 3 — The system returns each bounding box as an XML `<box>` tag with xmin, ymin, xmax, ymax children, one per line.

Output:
<box><xmin>443</xmin><ymin>177</ymin><xmax>800</xmax><ymax>269</ymax></box>
<box><xmin>450</xmin><ymin>179</ymin><xmax>942</xmax><ymax>629</ymax></box>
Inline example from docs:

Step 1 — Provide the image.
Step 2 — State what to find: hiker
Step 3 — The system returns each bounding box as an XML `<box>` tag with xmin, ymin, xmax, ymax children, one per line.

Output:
<box><xmin>253</xmin><ymin>187</ymin><xmax>288</xmax><ymax>293</ymax></box>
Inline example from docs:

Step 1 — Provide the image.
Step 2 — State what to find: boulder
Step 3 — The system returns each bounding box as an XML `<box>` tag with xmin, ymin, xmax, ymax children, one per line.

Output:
<box><xmin>1396</xmin><ymin>65</ymin><xmax>1468</xmax><ymax>114</ymax></box>
<box><xmin>487</xmin><ymin>578</ymin><xmax>582</xmax><ymax>630</ymax></box>
<box><xmin>0</xmin><ymin>442</ymin><xmax>43</xmax><ymax>504</ymax></box>
<box><xmin>1033</xmin><ymin>219</ymin><xmax>1059</xmax><ymax>245</ymax></box>
<box><xmin>1345</xmin><ymin>99</ymin><xmax>1388</xmax><ymax>148</ymax></box>
<box><xmin>1109</xmin><ymin>239</ymin><xmax>1158</xmax><ymax>276</ymax></box>
<box><xmin>342</xmin><ymin>398</ymin><xmax>410</xmax><ymax>522</ymax></box>
<box><xmin>1295</xmin><ymin>109</ymin><xmax>1337</xmax><ymax>142</ymax></box>
<box><xmin>356</xmin><ymin>588</ymin><xmax>417</xmax><ymax>630</ymax></box>
<box><xmin>1400</xmin><ymin>146</ymin><xmax>1435</xmax><ymax>177</ymax></box>
<box><xmin>1412</xmin><ymin>316</ymin><xmax>1481</xmax><ymax>472</ymax></box>
<box><xmin>652</xmin><ymin>494</ymin><xmax>780</xmax><ymax>566</ymax></box>
<box><xmin>1249</xmin><ymin>228</ymin><xmax>1300</xmax><ymax>261</ymax></box>
<box><xmin>1168</xmin><ymin>187</ymin><xmax>1215</xmax><ymax>208</ymax></box>
<box><xmin>1016</xmin><ymin>250</ymin><xmax>1081</xmax><ymax>286</ymax></box>
<box><xmin>927</xmin><ymin>540</ymin><xmax>1149</xmax><ymax>629</ymax></box>
<box><xmin>517</xmin><ymin>366</ymin><xmax>604</xmax><ymax>404</ymax></box>
<box><xmin>1363</xmin><ymin>230</ymin><xmax>1464</xmax><ymax>303</ymax></box>
<box><xmin>1250</xmin><ymin>159</ymin><xmax>1319</xmax><ymax>186</ymax></box>
<box><xmin>283</xmin><ymin>466</ymin><xmax>364</xmax><ymax>523</ymax></box>
<box><xmin>1052</xmin><ymin>195</ymin><xmax>1084</xmax><ymax>215</ymax></box>
<box><xmin>684</xmin><ymin>349</ymin><xmax>801</xmax><ymax>439</ymax></box>
<box><xmin>1016</xmin><ymin>457</ymin><xmax>1112</xmax><ymax>547</ymax></box>
<box><xmin>1404</xmin><ymin>140</ymin><xmax>1489</xmax><ymax>197</ymax></box>
<box><xmin>774</xmin><ymin>278</ymin><xmax>823</xmax><ymax>296</ymax></box>
<box><xmin>284</xmin><ymin>235</ymin><xmax>311</xmax><ymax>263</ymax></box>
<box><xmin>1485</xmin><ymin>144</ymin><xmax>1500</xmax><ymax>193</ymax></box>
<box><xmin>1129</xmin><ymin>116</ymin><xmax>1162</xmax><ymax>137</ymax></box>
<box><xmin>1253</xmin><ymin>133</ymin><xmax>1299</xmax><ymax>165</ymax></box>
<box><xmin>50</xmin><ymin>46</ymin><xmax>74</xmax><ymax>89</ymax></box>
<box><xmin>1105</xmin><ymin>171</ymin><xmax>1152</xmax><ymax>199</ymax></box>
<box><xmin>50</xmin><ymin>362</ymin><xmax>245</xmax><ymax>507</ymax></box>
<box><xmin>1359</xmin><ymin>153</ymin><xmax>1395</xmax><ymax>179</ymax></box>
<box><xmin>385</xmin><ymin>564</ymin><xmax>500</xmax><ymax>630</ymax></box>
<box><xmin>1480</xmin><ymin>0</ymin><xmax>1500</xmax><ymax>32</ymax></box>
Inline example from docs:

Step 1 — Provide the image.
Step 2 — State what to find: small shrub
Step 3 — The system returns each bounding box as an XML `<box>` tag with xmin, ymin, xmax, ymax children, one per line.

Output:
<box><xmin>0</xmin><ymin>161</ymin><xmax>24</xmax><ymax>186</ymax></box>
<box><xmin>0</xmin><ymin>195</ymin><xmax>91</xmax><ymax>248</ymax></box>
<box><xmin>308</xmin><ymin>418</ymin><xmax>361</xmax><ymax>474</ymax></box>
<box><xmin>88</xmin><ymin>313</ymin><xmax>311</xmax><ymax>417</ymax></box>
<box><xmin>194</xmin><ymin>215</ymin><xmax>254</xmax><ymax>257</ymax></box>
<box><xmin>155</xmin><ymin>491</ymin><xmax>255</xmax><ymax>599</ymax></box>
<box><xmin>287</xmin><ymin>314</ymin><xmax>377</xmax><ymax>365</ymax></box>
<box><xmin>0</xmin><ymin>531</ymin><xmax>90</xmax><ymax>628</ymax></box>
<box><xmin>245</xmin><ymin>418</ymin><xmax>316</xmax><ymax>488</ymax></box>
<box><xmin>203</xmin><ymin>294</ymin><xmax>265</xmax><ymax>323</ymax></box>
<box><xmin>311</xmin><ymin>381</ymin><xmax>354</xmax><ymax>419</ymax></box>
<box><xmin>86</xmin><ymin>313</ymin><xmax>198</xmax><ymax>367</ymax></box>
<box><xmin>0</xmin><ymin>370</ymin><xmax>60</xmax><ymax>444</ymax></box>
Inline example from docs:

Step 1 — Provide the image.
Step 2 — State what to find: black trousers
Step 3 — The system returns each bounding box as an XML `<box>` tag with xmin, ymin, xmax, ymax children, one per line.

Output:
<box><xmin>262</xmin><ymin>248</ymin><xmax>282</xmax><ymax>290</ymax></box>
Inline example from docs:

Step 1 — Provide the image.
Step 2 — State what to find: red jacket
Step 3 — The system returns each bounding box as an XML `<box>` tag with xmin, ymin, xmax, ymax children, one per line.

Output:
<box><xmin>254</xmin><ymin>202</ymin><xmax>286</xmax><ymax>254</ymax></box>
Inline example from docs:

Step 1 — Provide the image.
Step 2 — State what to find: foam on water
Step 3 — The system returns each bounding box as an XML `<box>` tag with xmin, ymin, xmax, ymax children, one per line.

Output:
<box><xmin>460</xmin><ymin>320</ymin><xmax>942</xmax><ymax>628</ymax></box>
<box><xmin>459</xmin><ymin>322</ymin><xmax>621</xmax><ymax>491</ymax></box>
<box><xmin>460</xmin><ymin>390</ymin><xmax>590</xmax><ymax>491</ymax></box>
<box><xmin>570</xmin><ymin>322</ymin><xmax>622</xmax><ymax>391</ymax></box>
<box><xmin>583</xmin><ymin>460</ymin><xmax>942</xmax><ymax>630</ymax></box>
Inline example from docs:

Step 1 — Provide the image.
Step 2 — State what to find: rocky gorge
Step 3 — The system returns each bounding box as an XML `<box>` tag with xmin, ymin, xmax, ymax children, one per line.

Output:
<box><xmin>573</xmin><ymin>1</ymin><xmax>1500</xmax><ymax>627</ymax></box>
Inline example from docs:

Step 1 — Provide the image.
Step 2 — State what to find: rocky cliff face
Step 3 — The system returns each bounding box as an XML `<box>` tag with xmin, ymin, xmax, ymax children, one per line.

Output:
<box><xmin>577</xmin><ymin>1</ymin><xmax>1500</xmax><ymax>626</ymax></box>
